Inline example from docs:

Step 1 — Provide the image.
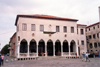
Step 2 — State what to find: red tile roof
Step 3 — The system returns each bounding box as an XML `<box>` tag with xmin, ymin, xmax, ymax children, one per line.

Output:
<box><xmin>9</xmin><ymin>32</ymin><xmax>16</xmax><ymax>43</ymax></box>
<box><xmin>15</xmin><ymin>14</ymin><xmax>78</xmax><ymax>26</ymax></box>
<box><xmin>86</xmin><ymin>22</ymin><xmax>100</xmax><ymax>28</ymax></box>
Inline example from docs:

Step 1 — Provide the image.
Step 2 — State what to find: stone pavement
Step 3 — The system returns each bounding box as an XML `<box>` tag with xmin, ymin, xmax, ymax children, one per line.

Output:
<box><xmin>1</xmin><ymin>56</ymin><xmax>100</xmax><ymax>67</ymax></box>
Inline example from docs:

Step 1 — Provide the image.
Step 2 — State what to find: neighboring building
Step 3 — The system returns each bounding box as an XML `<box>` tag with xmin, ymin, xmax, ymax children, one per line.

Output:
<box><xmin>9</xmin><ymin>32</ymin><xmax>16</xmax><ymax>57</ymax></box>
<box><xmin>86</xmin><ymin>22</ymin><xmax>100</xmax><ymax>54</ymax></box>
<box><xmin>9</xmin><ymin>14</ymin><xmax>87</xmax><ymax>59</ymax></box>
<box><xmin>77</xmin><ymin>24</ymin><xmax>87</xmax><ymax>56</ymax></box>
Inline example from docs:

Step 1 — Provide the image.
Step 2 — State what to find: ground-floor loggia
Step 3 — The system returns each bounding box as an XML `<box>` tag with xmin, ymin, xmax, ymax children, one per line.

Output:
<box><xmin>18</xmin><ymin>39</ymin><xmax>78</xmax><ymax>58</ymax></box>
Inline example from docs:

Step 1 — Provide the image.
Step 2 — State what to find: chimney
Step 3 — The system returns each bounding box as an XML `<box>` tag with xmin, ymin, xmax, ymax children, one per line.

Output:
<box><xmin>99</xmin><ymin>6</ymin><xmax>100</xmax><ymax>22</ymax></box>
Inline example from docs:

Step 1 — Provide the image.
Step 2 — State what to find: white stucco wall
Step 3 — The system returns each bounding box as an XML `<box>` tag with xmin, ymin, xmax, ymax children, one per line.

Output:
<box><xmin>15</xmin><ymin>17</ymin><xmax>87</xmax><ymax>58</ymax></box>
<box><xmin>17</xmin><ymin>17</ymin><xmax>78</xmax><ymax>44</ymax></box>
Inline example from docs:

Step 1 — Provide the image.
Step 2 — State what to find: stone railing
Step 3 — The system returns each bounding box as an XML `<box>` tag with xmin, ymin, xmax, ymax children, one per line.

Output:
<box><xmin>20</xmin><ymin>53</ymin><xmax>27</xmax><ymax>56</ymax></box>
<box><xmin>29</xmin><ymin>53</ymin><xmax>37</xmax><ymax>56</ymax></box>
<box><xmin>63</xmin><ymin>52</ymin><xmax>69</xmax><ymax>55</ymax></box>
<box><xmin>70</xmin><ymin>52</ymin><xmax>76</xmax><ymax>55</ymax></box>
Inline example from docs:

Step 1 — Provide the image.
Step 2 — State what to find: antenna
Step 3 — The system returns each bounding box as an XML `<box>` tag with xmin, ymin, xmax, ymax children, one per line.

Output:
<box><xmin>99</xmin><ymin>6</ymin><xmax>100</xmax><ymax>22</ymax></box>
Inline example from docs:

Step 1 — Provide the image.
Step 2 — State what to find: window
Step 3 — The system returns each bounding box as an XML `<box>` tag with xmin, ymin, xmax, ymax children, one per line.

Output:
<box><xmin>22</xmin><ymin>23</ymin><xmax>27</xmax><ymax>31</ymax></box>
<box><xmin>98</xmin><ymin>42</ymin><xmax>100</xmax><ymax>47</ymax></box>
<box><xmin>63</xmin><ymin>26</ymin><xmax>67</xmax><ymax>32</ymax></box>
<box><xmin>40</xmin><ymin>25</ymin><xmax>44</xmax><ymax>31</ymax></box>
<box><xmin>56</xmin><ymin>26</ymin><xmax>60</xmax><ymax>32</ymax></box>
<box><xmin>97</xmin><ymin>33</ymin><xmax>99</xmax><ymax>38</ymax></box>
<box><xmin>71</xmin><ymin>27</ymin><xmax>74</xmax><ymax>33</ymax></box>
<box><xmin>89</xmin><ymin>43</ymin><xmax>92</xmax><ymax>48</ymax></box>
<box><xmin>98</xmin><ymin>25</ymin><xmax>99</xmax><ymax>28</ymax></box>
<box><xmin>31</xmin><ymin>24</ymin><xmax>35</xmax><ymax>31</ymax></box>
<box><xmin>91</xmin><ymin>50</ymin><xmax>93</xmax><ymax>52</ymax></box>
<box><xmin>94</xmin><ymin>43</ymin><xmax>97</xmax><ymax>48</ymax></box>
<box><xmin>80</xmin><ymin>29</ymin><xmax>84</xmax><ymax>34</ymax></box>
<box><xmin>89</xmin><ymin>35</ymin><xmax>92</xmax><ymax>39</ymax></box>
<box><xmin>93</xmin><ymin>34</ymin><xmax>95</xmax><ymax>38</ymax></box>
<box><xmin>81</xmin><ymin>40</ymin><xmax>84</xmax><ymax>45</ymax></box>
<box><xmin>93</xmin><ymin>27</ymin><xmax>95</xmax><ymax>29</ymax></box>
<box><xmin>89</xmin><ymin>28</ymin><xmax>90</xmax><ymax>31</ymax></box>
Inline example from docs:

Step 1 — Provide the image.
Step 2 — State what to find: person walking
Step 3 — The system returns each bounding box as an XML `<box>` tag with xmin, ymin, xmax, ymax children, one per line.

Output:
<box><xmin>82</xmin><ymin>52</ymin><xmax>85</xmax><ymax>61</ymax></box>
<box><xmin>75</xmin><ymin>52</ymin><xmax>77</xmax><ymax>58</ymax></box>
<box><xmin>0</xmin><ymin>55</ymin><xmax>2</xmax><ymax>67</ymax></box>
<box><xmin>1</xmin><ymin>54</ymin><xmax>4</xmax><ymax>66</ymax></box>
<box><xmin>86</xmin><ymin>52</ymin><xmax>90</xmax><ymax>62</ymax></box>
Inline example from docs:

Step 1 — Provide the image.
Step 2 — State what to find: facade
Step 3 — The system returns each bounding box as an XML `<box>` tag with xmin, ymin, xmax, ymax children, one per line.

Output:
<box><xmin>86</xmin><ymin>22</ymin><xmax>100</xmax><ymax>54</ymax></box>
<box><xmin>77</xmin><ymin>24</ymin><xmax>87</xmax><ymax>56</ymax></box>
<box><xmin>10</xmin><ymin>14</ymin><xmax>87</xmax><ymax>59</ymax></box>
<box><xmin>9</xmin><ymin>33</ymin><xmax>16</xmax><ymax>57</ymax></box>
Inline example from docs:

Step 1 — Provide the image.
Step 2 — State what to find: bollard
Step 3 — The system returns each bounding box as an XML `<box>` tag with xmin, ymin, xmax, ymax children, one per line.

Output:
<box><xmin>6</xmin><ymin>59</ymin><xmax>8</xmax><ymax>63</ymax></box>
<box><xmin>11</xmin><ymin>59</ymin><xmax>14</xmax><ymax>62</ymax></box>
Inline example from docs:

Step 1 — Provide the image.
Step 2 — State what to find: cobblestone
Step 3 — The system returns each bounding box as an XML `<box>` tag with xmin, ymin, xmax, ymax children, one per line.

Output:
<box><xmin>1</xmin><ymin>57</ymin><xmax>100</xmax><ymax>67</ymax></box>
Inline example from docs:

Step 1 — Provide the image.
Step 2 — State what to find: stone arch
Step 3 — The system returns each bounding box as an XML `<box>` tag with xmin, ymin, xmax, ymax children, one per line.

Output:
<box><xmin>29</xmin><ymin>39</ymin><xmax>37</xmax><ymax>53</ymax></box>
<box><xmin>70</xmin><ymin>40</ymin><xmax>76</xmax><ymax>52</ymax></box>
<box><xmin>20</xmin><ymin>39</ymin><xmax>28</xmax><ymax>53</ymax></box>
<box><xmin>55</xmin><ymin>40</ymin><xmax>61</xmax><ymax>56</ymax></box>
<box><xmin>47</xmin><ymin>39</ymin><xmax>53</xmax><ymax>56</ymax></box>
<box><xmin>38</xmin><ymin>39</ymin><xmax>45</xmax><ymax>56</ymax></box>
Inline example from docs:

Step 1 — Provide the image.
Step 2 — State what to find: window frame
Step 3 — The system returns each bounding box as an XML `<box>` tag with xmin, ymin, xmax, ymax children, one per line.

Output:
<box><xmin>93</xmin><ymin>34</ymin><xmax>96</xmax><ymax>39</ymax></box>
<box><xmin>56</xmin><ymin>26</ymin><xmax>60</xmax><ymax>32</ymax></box>
<box><xmin>71</xmin><ymin>27</ymin><xmax>74</xmax><ymax>33</ymax></box>
<box><xmin>80</xmin><ymin>29</ymin><xmax>84</xmax><ymax>35</ymax></box>
<box><xmin>40</xmin><ymin>25</ymin><xmax>44</xmax><ymax>31</ymax></box>
<box><xmin>22</xmin><ymin>23</ymin><xmax>27</xmax><ymax>31</ymax></box>
<box><xmin>63</xmin><ymin>26</ymin><xmax>67</xmax><ymax>32</ymax></box>
<box><xmin>81</xmin><ymin>40</ymin><xmax>84</xmax><ymax>45</ymax></box>
<box><xmin>89</xmin><ymin>43</ymin><xmax>93</xmax><ymax>48</ymax></box>
<box><xmin>94</xmin><ymin>43</ymin><xmax>97</xmax><ymax>48</ymax></box>
<box><xmin>31</xmin><ymin>24</ymin><xmax>35</xmax><ymax>31</ymax></box>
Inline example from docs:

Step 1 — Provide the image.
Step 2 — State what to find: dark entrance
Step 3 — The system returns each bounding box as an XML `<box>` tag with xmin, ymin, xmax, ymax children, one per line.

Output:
<box><xmin>55</xmin><ymin>40</ymin><xmax>61</xmax><ymax>56</ymax></box>
<box><xmin>30</xmin><ymin>39</ymin><xmax>37</xmax><ymax>53</ymax></box>
<box><xmin>20</xmin><ymin>39</ymin><xmax>28</xmax><ymax>53</ymax></box>
<box><xmin>78</xmin><ymin>47</ymin><xmax>80</xmax><ymax>55</ymax></box>
<box><xmin>70</xmin><ymin>40</ymin><xmax>76</xmax><ymax>52</ymax></box>
<box><xmin>47</xmin><ymin>40</ymin><xmax>53</xmax><ymax>56</ymax></box>
<box><xmin>38</xmin><ymin>40</ymin><xmax>45</xmax><ymax>56</ymax></box>
<box><xmin>63</xmin><ymin>40</ymin><xmax>69</xmax><ymax>52</ymax></box>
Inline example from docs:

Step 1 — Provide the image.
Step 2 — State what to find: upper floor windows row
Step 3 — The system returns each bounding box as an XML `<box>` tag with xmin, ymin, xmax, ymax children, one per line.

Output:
<box><xmin>86</xmin><ymin>25</ymin><xmax>100</xmax><ymax>32</ymax></box>
<box><xmin>21</xmin><ymin>24</ymin><xmax>75</xmax><ymax>33</ymax></box>
<box><xmin>89</xmin><ymin>42</ymin><xmax>100</xmax><ymax>48</ymax></box>
<box><xmin>87</xmin><ymin>33</ymin><xmax>99</xmax><ymax>39</ymax></box>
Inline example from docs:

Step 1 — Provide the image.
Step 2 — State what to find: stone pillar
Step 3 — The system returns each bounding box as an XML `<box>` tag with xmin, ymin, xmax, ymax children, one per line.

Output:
<box><xmin>61</xmin><ymin>43</ymin><xmax>63</xmax><ymax>56</ymax></box>
<box><xmin>76</xmin><ymin>45</ymin><xmax>79</xmax><ymax>56</ymax></box>
<box><xmin>53</xmin><ymin>44</ymin><xmax>55</xmax><ymax>56</ymax></box>
<box><xmin>17</xmin><ymin>43</ymin><xmax>20</xmax><ymax>58</ymax></box>
<box><xmin>37</xmin><ymin>43</ymin><xmax>38</xmax><ymax>57</ymax></box>
<box><xmin>69</xmin><ymin>43</ymin><xmax>71</xmax><ymax>56</ymax></box>
<box><xmin>27</xmin><ymin>43</ymin><xmax>30</xmax><ymax>57</ymax></box>
<box><xmin>45</xmin><ymin>44</ymin><xmax>47</xmax><ymax>57</ymax></box>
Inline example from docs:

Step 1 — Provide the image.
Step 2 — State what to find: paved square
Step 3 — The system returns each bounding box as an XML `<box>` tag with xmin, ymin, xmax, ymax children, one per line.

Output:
<box><xmin>2</xmin><ymin>57</ymin><xmax>100</xmax><ymax>67</ymax></box>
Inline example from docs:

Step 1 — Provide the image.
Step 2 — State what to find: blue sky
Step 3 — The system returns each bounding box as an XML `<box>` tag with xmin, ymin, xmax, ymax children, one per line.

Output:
<box><xmin>0</xmin><ymin>0</ymin><xmax>100</xmax><ymax>50</ymax></box>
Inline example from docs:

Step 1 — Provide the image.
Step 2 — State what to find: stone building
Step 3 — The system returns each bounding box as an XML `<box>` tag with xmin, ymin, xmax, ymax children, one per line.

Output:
<box><xmin>86</xmin><ymin>22</ymin><xmax>100</xmax><ymax>54</ymax></box>
<box><xmin>9</xmin><ymin>14</ymin><xmax>87</xmax><ymax>59</ymax></box>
